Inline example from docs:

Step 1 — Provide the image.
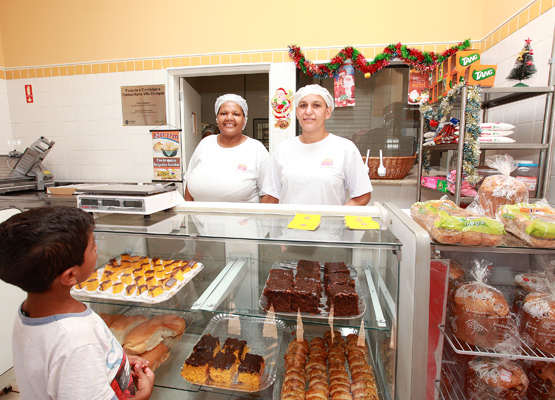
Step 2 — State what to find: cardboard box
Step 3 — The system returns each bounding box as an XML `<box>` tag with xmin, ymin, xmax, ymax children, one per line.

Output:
<box><xmin>47</xmin><ymin>184</ymin><xmax>103</xmax><ymax>195</ymax></box>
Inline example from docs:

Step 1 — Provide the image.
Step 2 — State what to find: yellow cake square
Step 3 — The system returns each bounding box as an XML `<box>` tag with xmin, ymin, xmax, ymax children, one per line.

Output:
<box><xmin>120</xmin><ymin>274</ymin><xmax>133</xmax><ymax>285</ymax></box>
<box><xmin>145</xmin><ymin>276</ymin><xmax>157</xmax><ymax>287</ymax></box>
<box><xmin>112</xmin><ymin>282</ymin><xmax>124</xmax><ymax>294</ymax></box>
<box><xmin>172</xmin><ymin>270</ymin><xmax>185</xmax><ymax>281</ymax></box>
<box><xmin>99</xmin><ymin>280</ymin><xmax>113</xmax><ymax>291</ymax></box>
<box><xmin>134</xmin><ymin>276</ymin><xmax>145</xmax><ymax>286</ymax></box>
<box><xmin>155</xmin><ymin>270</ymin><xmax>165</xmax><ymax>279</ymax></box>
<box><xmin>125</xmin><ymin>284</ymin><xmax>136</xmax><ymax>296</ymax></box>
<box><xmin>136</xmin><ymin>284</ymin><xmax>148</xmax><ymax>295</ymax></box>
<box><xmin>148</xmin><ymin>285</ymin><xmax>164</xmax><ymax>297</ymax></box>
<box><xmin>85</xmin><ymin>278</ymin><xmax>100</xmax><ymax>291</ymax></box>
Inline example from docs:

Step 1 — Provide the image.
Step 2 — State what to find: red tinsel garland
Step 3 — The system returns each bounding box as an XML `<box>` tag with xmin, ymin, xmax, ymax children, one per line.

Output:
<box><xmin>289</xmin><ymin>40</ymin><xmax>471</xmax><ymax>79</ymax></box>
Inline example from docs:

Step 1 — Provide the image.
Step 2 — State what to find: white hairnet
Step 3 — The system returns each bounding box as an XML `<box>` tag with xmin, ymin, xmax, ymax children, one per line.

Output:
<box><xmin>294</xmin><ymin>84</ymin><xmax>335</xmax><ymax>111</ymax></box>
<box><xmin>214</xmin><ymin>94</ymin><xmax>248</xmax><ymax>128</ymax></box>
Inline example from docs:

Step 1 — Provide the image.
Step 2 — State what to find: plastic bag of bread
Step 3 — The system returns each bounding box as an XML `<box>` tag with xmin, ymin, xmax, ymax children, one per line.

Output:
<box><xmin>464</xmin><ymin>356</ymin><xmax>529</xmax><ymax>399</ymax></box>
<box><xmin>431</xmin><ymin>210</ymin><xmax>506</xmax><ymax>247</ymax></box>
<box><xmin>410</xmin><ymin>198</ymin><xmax>474</xmax><ymax>234</ymax></box>
<box><xmin>524</xmin><ymin>360</ymin><xmax>555</xmax><ymax>400</ymax></box>
<box><xmin>497</xmin><ymin>202</ymin><xmax>555</xmax><ymax>249</ymax></box>
<box><xmin>450</xmin><ymin>259</ymin><xmax>512</xmax><ymax>348</ymax></box>
<box><xmin>519</xmin><ymin>287</ymin><xmax>555</xmax><ymax>355</ymax></box>
<box><xmin>472</xmin><ymin>155</ymin><xmax>528</xmax><ymax>218</ymax></box>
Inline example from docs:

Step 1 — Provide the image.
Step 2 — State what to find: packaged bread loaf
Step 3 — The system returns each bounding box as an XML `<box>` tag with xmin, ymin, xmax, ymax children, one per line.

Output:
<box><xmin>464</xmin><ymin>356</ymin><xmax>529</xmax><ymax>400</ymax></box>
<box><xmin>520</xmin><ymin>290</ymin><xmax>555</xmax><ymax>355</ymax></box>
<box><xmin>513</xmin><ymin>271</ymin><xmax>552</xmax><ymax>313</ymax></box>
<box><xmin>497</xmin><ymin>203</ymin><xmax>555</xmax><ymax>249</ymax></box>
<box><xmin>410</xmin><ymin>198</ymin><xmax>474</xmax><ymax>234</ymax></box>
<box><xmin>525</xmin><ymin>360</ymin><xmax>555</xmax><ymax>400</ymax></box>
<box><xmin>431</xmin><ymin>210</ymin><xmax>506</xmax><ymax>247</ymax></box>
<box><xmin>450</xmin><ymin>260</ymin><xmax>511</xmax><ymax>348</ymax></box>
<box><xmin>474</xmin><ymin>155</ymin><xmax>528</xmax><ymax>218</ymax></box>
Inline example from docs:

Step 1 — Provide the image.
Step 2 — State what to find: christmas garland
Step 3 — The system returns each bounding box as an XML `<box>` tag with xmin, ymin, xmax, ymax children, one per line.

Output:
<box><xmin>419</xmin><ymin>83</ymin><xmax>482</xmax><ymax>184</ymax></box>
<box><xmin>288</xmin><ymin>40</ymin><xmax>471</xmax><ymax>79</ymax></box>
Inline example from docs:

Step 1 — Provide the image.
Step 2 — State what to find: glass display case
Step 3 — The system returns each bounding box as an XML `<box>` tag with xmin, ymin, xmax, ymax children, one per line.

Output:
<box><xmin>74</xmin><ymin>203</ymin><xmax>428</xmax><ymax>400</ymax></box>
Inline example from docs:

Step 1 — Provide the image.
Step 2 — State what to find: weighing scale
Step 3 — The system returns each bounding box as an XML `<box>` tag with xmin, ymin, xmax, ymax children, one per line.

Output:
<box><xmin>77</xmin><ymin>184</ymin><xmax>186</xmax><ymax>215</ymax></box>
<box><xmin>0</xmin><ymin>137</ymin><xmax>55</xmax><ymax>194</ymax></box>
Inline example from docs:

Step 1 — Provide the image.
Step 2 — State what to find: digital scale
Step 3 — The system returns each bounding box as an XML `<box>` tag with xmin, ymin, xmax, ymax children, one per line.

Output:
<box><xmin>77</xmin><ymin>184</ymin><xmax>186</xmax><ymax>215</ymax></box>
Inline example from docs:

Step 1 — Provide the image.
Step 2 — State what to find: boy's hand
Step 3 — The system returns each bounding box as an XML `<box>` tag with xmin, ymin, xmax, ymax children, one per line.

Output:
<box><xmin>133</xmin><ymin>364</ymin><xmax>155</xmax><ymax>399</ymax></box>
<box><xmin>128</xmin><ymin>355</ymin><xmax>149</xmax><ymax>369</ymax></box>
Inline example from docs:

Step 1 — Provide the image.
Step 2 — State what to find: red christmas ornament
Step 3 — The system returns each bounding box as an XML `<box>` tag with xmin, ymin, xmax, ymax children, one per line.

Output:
<box><xmin>429</xmin><ymin>120</ymin><xmax>439</xmax><ymax>128</ymax></box>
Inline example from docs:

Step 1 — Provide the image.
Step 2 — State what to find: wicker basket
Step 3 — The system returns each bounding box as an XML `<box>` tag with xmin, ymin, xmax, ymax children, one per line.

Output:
<box><xmin>363</xmin><ymin>154</ymin><xmax>417</xmax><ymax>180</ymax></box>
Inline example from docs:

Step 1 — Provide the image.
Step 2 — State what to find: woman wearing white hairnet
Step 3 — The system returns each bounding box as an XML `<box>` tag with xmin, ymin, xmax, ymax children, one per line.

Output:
<box><xmin>185</xmin><ymin>94</ymin><xmax>269</xmax><ymax>202</ymax></box>
<box><xmin>262</xmin><ymin>84</ymin><xmax>372</xmax><ymax>206</ymax></box>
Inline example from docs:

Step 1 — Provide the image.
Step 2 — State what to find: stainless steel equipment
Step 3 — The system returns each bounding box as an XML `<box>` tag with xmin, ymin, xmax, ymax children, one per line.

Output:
<box><xmin>0</xmin><ymin>137</ymin><xmax>55</xmax><ymax>194</ymax></box>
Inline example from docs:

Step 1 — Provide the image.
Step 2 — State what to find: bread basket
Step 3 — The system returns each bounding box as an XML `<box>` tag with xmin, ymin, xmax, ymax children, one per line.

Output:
<box><xmin>363</xmin><ymin>154</ymin><xmax>416</xmax><ymax>180</ymax></box>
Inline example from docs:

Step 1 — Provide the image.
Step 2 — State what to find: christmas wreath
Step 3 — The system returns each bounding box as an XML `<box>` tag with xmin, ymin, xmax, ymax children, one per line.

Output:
<box><xmin>419</xmin><ymin>83</ymin><xmax>482</xmax><ymax>184</ymax></box>
<box><xmin>288</xmin><ymin>40</ymin><xmax>471</xmax><ymax>79</ymax></box>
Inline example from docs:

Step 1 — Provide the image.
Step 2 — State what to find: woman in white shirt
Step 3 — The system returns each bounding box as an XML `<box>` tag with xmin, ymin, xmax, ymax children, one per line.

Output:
<box><xmin>185</xmin><ymin>94</ymin><xmax>270</xmax><ymax>203</ymax></box>
<box><xmin>262</xmin><ymin>85</ymin><xmax>372</xmax><ymax>206</ymax></box>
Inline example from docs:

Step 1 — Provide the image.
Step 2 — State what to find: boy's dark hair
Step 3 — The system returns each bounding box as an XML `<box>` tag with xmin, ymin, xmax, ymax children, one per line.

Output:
<box><xmin>0</xmin><ymin>206</ymin><xmax>95</xmax><ymax>293</ymax></box>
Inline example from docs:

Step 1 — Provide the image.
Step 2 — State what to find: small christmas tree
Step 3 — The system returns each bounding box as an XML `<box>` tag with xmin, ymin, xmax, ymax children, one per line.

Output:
<box><xmin>507</xmin><ymin>38</ymin><xmax>537</xmax><ymax>86</ymax></box>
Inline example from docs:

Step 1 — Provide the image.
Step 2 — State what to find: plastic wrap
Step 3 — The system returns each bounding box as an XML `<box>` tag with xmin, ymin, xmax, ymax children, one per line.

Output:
<box><xmin>497</xmin><ymin>202</ymin><xmax>555</xmax><ymax>249</ymax></box>
<box><xmin>431</xmin><ymin>210</ymin><xmax>506</xmax><ymax>247</ymax></box>
<box><xmin>524</xmin><ymin>360</ymin><xmax>555</xmax><ymax>400</ymax></box>
<box><xmin>449</xmin><ymin>260</ymin><xmax>512</xmax><ymax>348</ymax></box>
<box><xmin>465</xmin><ymin>356</ymin><xmax>529</xmax><ymax>400</ymax></box>
<box><xmin>410</xmin><ymin>198</ymin><xmax>473</xmax><ymax>234</ymax></box>
<box><xmin>472</xmin><ymin>155</ymin><xmax>529</xmax><ymax>218</ymax></box>
<box><xmin>520</xmin><ymin>289</ymin><xmax>555</xmax><ymax>355</ymax></box>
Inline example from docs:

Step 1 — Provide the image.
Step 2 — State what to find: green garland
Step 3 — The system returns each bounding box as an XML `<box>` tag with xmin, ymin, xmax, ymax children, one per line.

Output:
<box><xmin>419</xmin><ymin>83</ymin><xmax>482</xmax><ymax>184</ymax></box>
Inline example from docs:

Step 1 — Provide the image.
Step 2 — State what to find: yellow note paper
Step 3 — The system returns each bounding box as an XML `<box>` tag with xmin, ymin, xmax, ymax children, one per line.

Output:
<box><xmin>287</xmin><ymin>214</ymin><xmax>321</xmax><ymax>231</ymax></box>
<box><xmin>345</xmin><ymin>215</ymin><xmax>380</xmax><ymax>230</ymax></box>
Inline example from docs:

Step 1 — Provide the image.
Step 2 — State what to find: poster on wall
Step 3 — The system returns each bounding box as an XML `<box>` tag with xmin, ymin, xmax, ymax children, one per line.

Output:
<box><xmin>334</xmin><ymin>64</ymin><xmax>355</xmax><ymax>107</ymax></box>
<box><xmin>407</xmin><ymin>70</ymin><xmax>430</xmax><ymax>105</ymax></box>
<box><xmin>152</xmin><ymin>129</ymin><xmax>182</xmax><ymax>181</ymax></box>
<box><xmin>271</xmin><ymin>88</ymin><xmax>294</xmax><ymax>129</ymax></box>
<box><xmin>122</xmin><ymin>85</ymin><xmax>167</xmax><ymax>126</ymax></box>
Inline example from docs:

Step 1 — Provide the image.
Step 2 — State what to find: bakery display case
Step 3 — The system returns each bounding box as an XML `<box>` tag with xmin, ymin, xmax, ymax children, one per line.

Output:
<box><xmin>430</xmin><ymin>242</ymin><xmax>555</xmax><ymax>400</ymax></box>
<box><xmin>73</xmin><ymin>202</ymin><xmax>430</xmax><ymax>400</ymax></box>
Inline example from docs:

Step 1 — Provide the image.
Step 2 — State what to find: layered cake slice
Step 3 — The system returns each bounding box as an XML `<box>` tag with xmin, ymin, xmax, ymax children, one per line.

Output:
<box><xmin>238</xmin><ymin>353</ymin><xmax>265</xmax><ymax>388</ymax></box>
<box><xmin>223</xmin><ymin>337</ymin><xmax>249</xmax><ymax>362</ymax></box>
<box><xmin>193</xmin><ymin>334</ymin><xmax>221</xmax><ymax>356</ymax></box>
<box><xmin>209</xmin><ymin>352</ymin><xmax>238</xmax><ymax>383</ymax></box>
<box><xmin>291</xmin><ymin>279</ymin><xmax>321</xmax><ymax>314</ymax></box>
<box><xmin>327</xmin><ymin>284</ymin><xmax>359</xmax><ymax>316</ymax></box>
<box><xmin>181</xmin><ymin>351</ymin><xmax>213</xmax><ymax>384</ymax></box>
<box><xmin>263</xmin><ymin>279</ymin><xmax>292</xmax><ymax>312</ymax></box>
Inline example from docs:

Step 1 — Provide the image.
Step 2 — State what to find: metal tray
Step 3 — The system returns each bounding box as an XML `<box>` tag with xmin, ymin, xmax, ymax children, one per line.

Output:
<box><xmin>72</xmin><ymin>261</ymin><xmax>203</xmax><ymax>304</ymax></box>
<box><xmin>181</xmin><ymin>313</ymin><xmax>286</xmax><ymax>393</ymax></box>
<box><xmin>259</xmin><ymin>261</ymin><xmax>366</xmax><ymax>319</ymax></box>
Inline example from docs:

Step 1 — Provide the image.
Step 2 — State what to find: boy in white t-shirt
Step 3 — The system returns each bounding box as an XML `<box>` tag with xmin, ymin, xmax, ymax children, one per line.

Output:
<box><xmin>0</xmin><ymin>206</ymin><xmax>155</xmax><ymax>400</ymax></box>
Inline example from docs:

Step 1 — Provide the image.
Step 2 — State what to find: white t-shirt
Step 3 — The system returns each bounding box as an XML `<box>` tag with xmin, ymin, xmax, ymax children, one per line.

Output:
<box><xmin>262</xmin><ymin>134</ymin><xmax>372</xmax><ymax>205</ymax></box>
<box><xmin>185</xmin><ymin>135</ymin><xmax>269</xmax><ymax>203</ymax></box>
<box><xmin>13</xmin><ymin>304</ymin><xmax>134</xmax><ymax>400</ymax></box>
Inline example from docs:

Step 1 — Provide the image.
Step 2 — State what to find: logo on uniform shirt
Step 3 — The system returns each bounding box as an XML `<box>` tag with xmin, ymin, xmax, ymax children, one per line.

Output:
<box><xmin>321</xmin><ymin>158</ymin><xmax>333</xmax><ymax>167</ymax></box>
<box><xmin>237</xmin><ymin>164</ymin><xmax>247</xmax><ymax>172</ymax></box>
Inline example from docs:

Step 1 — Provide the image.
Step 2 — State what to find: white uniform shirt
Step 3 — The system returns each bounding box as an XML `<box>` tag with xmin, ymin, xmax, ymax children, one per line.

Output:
<box><xmin>12</xmin><ymin>304</ymin><xmax>133</xmax><ymax>400</ymax></box>
<box><xmin>185</xmin><ymin>135</ymin><xmax>269</xmax><ymax>203</ymax></box>
<box><xmin>262</xmin><ymin>134</ymin><xmax>372</xmax><ymax>205</ymax></box>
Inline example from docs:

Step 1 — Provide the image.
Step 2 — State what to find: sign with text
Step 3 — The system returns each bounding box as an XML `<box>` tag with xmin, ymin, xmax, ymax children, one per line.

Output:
<box><xmin>408</xmin><ymin>69</ymin><xmax>430</xmax><ymax>105</ymax></box>
<box><xmin>152</xmin><ymin>129</ymin><xmax>182</xmax><ymax>181</ymax></box>
<box><xmin>122</xmin><ymin>85</ymin><xmax>167</xmax><ymax>126</ymax></box>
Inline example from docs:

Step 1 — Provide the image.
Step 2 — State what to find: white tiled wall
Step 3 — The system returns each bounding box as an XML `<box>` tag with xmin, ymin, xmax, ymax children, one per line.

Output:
<box><xmin>5</xmin><ymin>69</ymin><xmax>166</xmax><ymax>183</ymax></box>
<box><xmin>0</xmin><ymin>78</ymin><xmax>13</xmax><ymax>154</ymax></box>
<box><xmin>481</xmin><ymin>8</ymin><xmax>555</xmax><ymax>200</ymax></box>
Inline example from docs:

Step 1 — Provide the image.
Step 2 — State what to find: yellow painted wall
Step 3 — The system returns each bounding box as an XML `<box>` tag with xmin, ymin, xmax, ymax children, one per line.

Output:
<box><xmin>0</xmin><ymin>22</ymin><xmax>4</xmax><ymax>67</ymax></box>
<box><xmin>0</xmin><ymin>0</ymin><xmax>489</xmax><ymax>68</ymax></box>
<box><xmin>482</xmin><ymin>0</ymin><xmax>534</xmax><ymax>34</ymax></box>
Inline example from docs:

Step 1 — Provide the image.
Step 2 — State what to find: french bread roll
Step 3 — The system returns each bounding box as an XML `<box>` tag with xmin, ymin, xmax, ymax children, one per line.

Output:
<box><xmin>109</xmin><ymin>314</ymin><xmax>149</xmax><ymax>344</ymax></box>
<box><xmin>123</xmin><ymin>314</ymin><xmax>186</xmax><ymax>355</ymax></box>
<box><xmin>139</xmin><ymin>343</ymin><xmax>168</xmax><ymax>371</ymax></box>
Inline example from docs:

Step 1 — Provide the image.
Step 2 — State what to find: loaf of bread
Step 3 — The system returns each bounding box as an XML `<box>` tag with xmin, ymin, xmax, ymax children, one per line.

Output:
<box><xmin>123</xmin><ymin>314</ymin><xmax>186</xmax><ymax>355</ymax></box>
<box><xmin>525</xmin><ymin>360</ymin><xmax>555</xmax><ymax>400</ymax></box>
<box><xmin>520</xmin><ymin>292</ymin><xmax>555</xmax><ymax>354</ymax></box>
<box><xmin>497</xmin><ymin>203</ymin><xmax>555</xmax><ymax>249</ymax></box>
<box><xmin>431</xmin><ymin>211</ymin><xmax>506</xmax><ymax>247</ymax></box>
<box><xmin>410</xmin><ymin>199</ymin><xmax>474</xmax><ymax>234</ymax></box>
<box><xmin>139</xmin><ymin>342</ymin><xmax>168</xmax><ymax>371</ymax></box>
<box><xmin>465</xmin><ymin>356</ymin><xmax>528</xmax><ymax>400</ymax></box>
<box><xmin>512</xmin><ymin>272</ymin><xmax>552</xmax><ymax>313</ymax></box>
<box><xmin>109</xmin><ymin>314</ymin><xmax>149</xmax><ymax>345</ymax></box>
<box><xmin>477</xmin><ymin>174</ymin><xmax>528</xmax><ymax>218</ymax></box>
<box><xmin>451</xmin><ymin>282</ymin><xmax>511</xmax><ymax>348</ymax></box>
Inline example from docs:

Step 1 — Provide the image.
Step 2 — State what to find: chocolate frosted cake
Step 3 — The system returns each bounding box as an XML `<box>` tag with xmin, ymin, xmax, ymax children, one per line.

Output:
<box><xmin>238</xmin><ymin>353</ymin><xmax>265</xmax><ymax>388</ymax></box>
<box><xmin>295</xmin><ymin>268</ymin><xmax>321</xmax><ymax>282</ymax></box>
<box><xmin>267</xmin><ymin>268</ymin><xmax>294</xmax><ymax>283</ymax></box>
<box><xmin>209</xmin><ymin>352</ymin><xmax>238</xmax><ymax>383</ymax></box>
<box><xmin>291</xmin><ymin>279</ymin><xmax>321</xmax><ymax>314</ymax></box>
<box><xmin>327</xmin><ymin>284</ymin><xmax>359</xmax><ymax>316</ymax></box>
<box><xmin>223</xmin><ymin>337</ymin><xmax>249</xmax><ymax>361</ymax></box>
<box><xmin>297</xmin><ymin>260</ymin><xmax>320</xmax><ymax>270</ymax></box>
<box><xmin>181</xmin><ymin>351</ymin><xmax>213</xmax><ymax>384</ymax></box>
<box><xmin>325</xmin><ymin>273</ymin><xmax>355</xmax><ymax>293</ymax></box>
<box><xmin>193</xmin><ymin>334</ymin><xmax>221</xmax><ymax>356</ymax></box>
<box><xmin>324</xmin><ymin>262</ymin><xmax>349</xmax><ymax>275</ymax></box>
<box><xmin>262</xmin><ymin>279</ymin><xmax>292</xmax><ymax>312</ymax></box>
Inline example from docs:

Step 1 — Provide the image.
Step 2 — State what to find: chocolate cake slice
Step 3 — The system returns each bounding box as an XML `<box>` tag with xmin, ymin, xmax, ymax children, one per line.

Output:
<box><xmin>327</xmin><ymin>284</ymin><xmax>359</xmax><ymax>316</ymax></box>
<box><xmin>193</xmin><ymin>334</ymin><xmax>220</xmax><ymax>356</ymax></box>
<box><xmin>238</xmin><ymin>353</ymin><xmax>265</xmax><ymax>388</ymax></box>
<box><xmin>263</xmin><ymin>279</ymin><xmax>292</xmax><ymax>312</ymax></box>
<box><xmin>209</xmin><ymin>352</ymin><xmax>237</xmax><ymax>383</ymax></box>
<box><xmin>291</xmin><ymin>279</ymin><xmax>321</xmax><ymax>314</ymax></box>
<box><xmin>181</xmin><ymin>351</ymin><xmax>212</xmax><ymax>384</ymax></box>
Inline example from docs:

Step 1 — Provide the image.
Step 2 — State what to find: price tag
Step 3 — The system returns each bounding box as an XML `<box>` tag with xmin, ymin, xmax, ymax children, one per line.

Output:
<box><xmin>329</xmin><ymin>304</ymin><xmax>334</xmax><ymax>341</ymax></box>
<box><xmin>263</xmin><ymin>305</ymin><xmax>277</xmax><ymax>339</ymax></box>
<box><xmin>296</xmin><ymin>309</ymin><xmax>304</xmax><ymax>342</ymax></box>
<box><xmin>500</xmin><ymin>369</ymin><xmax>512</xmax><ymax>383</ymax></box>
<box><xmin>228</xmin><ymin>313</ymin><xmax>241</xmax><ymax>336</ymax></box>
<box><xmin>358</xmin><ymin>319</ymin><xmax>366</xmax><ymax>347</ymax></box>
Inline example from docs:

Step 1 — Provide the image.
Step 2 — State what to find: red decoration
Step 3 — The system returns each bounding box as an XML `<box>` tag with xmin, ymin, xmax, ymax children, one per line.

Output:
<box><xmin>429</xmin><ymin>119</ymin><xmax>439</xmax><ymax>128</ymax></box>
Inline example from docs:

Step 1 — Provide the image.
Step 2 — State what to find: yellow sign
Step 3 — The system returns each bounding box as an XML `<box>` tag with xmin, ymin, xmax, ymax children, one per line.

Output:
<box><xmin>287</xmin><ymin>214</ymin><xmax>321</xmax><ymax>231</ymax></box>
<box><xmin>345</xmin><ymin>216</ymin><xmax>380</xmax><ymax>230</ymax></box>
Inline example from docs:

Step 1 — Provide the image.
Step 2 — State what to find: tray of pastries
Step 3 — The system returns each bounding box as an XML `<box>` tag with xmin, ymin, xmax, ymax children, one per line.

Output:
<box><xmin>72</xmin><ymin>254</ymin><xmax>203</xmax><ymax>304</ymax></box>
<box><xmin>180</xmin><ymin>313</ymin><xmax>285</xmax><ymax>392</ymax></box>
<box><xmin>259</xmin><ymin>260</ymin><xmax>366</xmax><ymax>319</ymax></box>
<box><xmin>98</xmin><ymin>308</ymin><xmax>193</xmax><ymax>371</ymax></box>
<box><xmin>276</xmin><ymin>325</ymin><xmax>380</xmax><ymax>400</ymax></box>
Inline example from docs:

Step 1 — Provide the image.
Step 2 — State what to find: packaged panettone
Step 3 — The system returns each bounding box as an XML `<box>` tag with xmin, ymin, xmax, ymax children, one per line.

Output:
<box><xmin>525</xmin><ymin>360</ymin><xmax>555</xmax><ymax>400</ymax></box>
<box><xmin>520</xmin><ymin>290</ymin><xmax>555</xmax><ymax>354</ymax></box>
<box><xmin>512</xmin><ymin>271</ymin><xmax>552</xmax><ymax>313</ymax></box>
<box><xmin>410</xmin><ymin>198</ymin><xmax>473</xmax><ymax>234</ymax></box>
<box><xmin>475</xmin><ymin>155</ymin><xmax>528</xmax><ymax>218</ymax></box>
<box><xmin>497</xmin><ymin>203</ymin><xmax>555</xmax><ymax>249</ymax></box>
<box><xmin>431</xmin><ymin>210</ymin><xmax>506</xmax><ymax>247</ymax></box>
<box><xmin>450</xmin><ymin>260</ymin><xmax>511</xmax><ymax>348</ymax></box>
<box><xmin>464</xmin><ymin>356</ymin><xmax>529</xmax><ymax>400</ymax></box>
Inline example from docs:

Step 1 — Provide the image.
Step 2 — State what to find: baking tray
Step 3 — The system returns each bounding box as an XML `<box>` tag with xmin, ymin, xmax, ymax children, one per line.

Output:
<box><xmin>259</xmin><ymin>261</ymin><xmax>366</xmax><ymax>319</ymax></box>
<box><xmin>181</xmin><ymin>313</ymin><xmax>286</xmax><ymax>392</ymax></box>
<box><xmin>72</xmin><ymin>261</ymin><xmax>203</xmax><ymax>304</ymax></box>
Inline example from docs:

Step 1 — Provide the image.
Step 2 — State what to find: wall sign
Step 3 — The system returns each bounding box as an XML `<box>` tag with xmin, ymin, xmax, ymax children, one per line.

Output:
<box><xmin>25</xmin><ymin>85</ymin><xmax>33</xmax><ymax>103</ymax></box>
<box><xmin>271</xmin><ymin>88</ymin><xmax>293</xmax><ymax>129</ymax></box>
<box><xmin>152</xmin><ymin>129</ymin><xmax>182</xmax><ymax>181</ymax></box>
<box><xmin>122</xmin><ymin>85</ymin><xmax>167</xmax><ymax>126</ymax></box>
